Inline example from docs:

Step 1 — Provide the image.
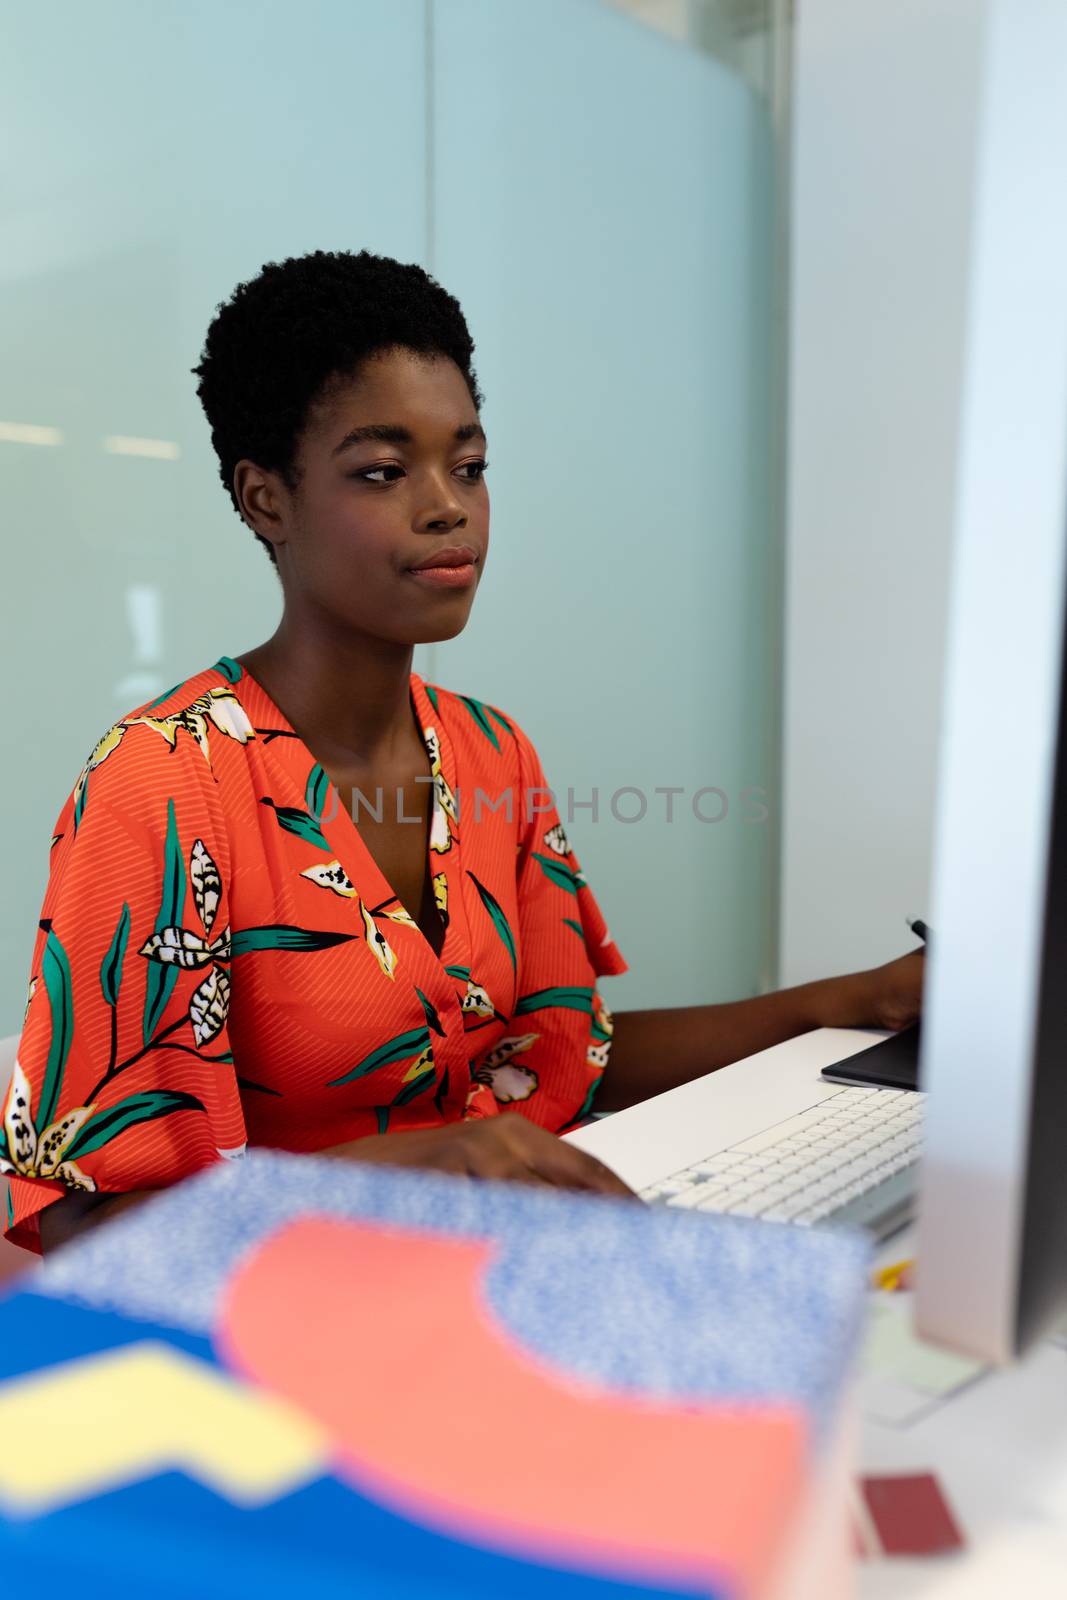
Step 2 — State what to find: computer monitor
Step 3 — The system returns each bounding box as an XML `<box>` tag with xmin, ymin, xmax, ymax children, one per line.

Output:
<box><xmin>915</xmin><ymin>0</ymin><xmax>1067</xmax><ymax>1364</ymax></box>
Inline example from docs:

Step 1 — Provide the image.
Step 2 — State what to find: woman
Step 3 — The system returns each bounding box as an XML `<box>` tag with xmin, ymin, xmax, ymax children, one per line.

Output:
<box><xmin>1</xmin><ymin>250</ymin><xmax>922</xmax><ymax>1252</ymax></box>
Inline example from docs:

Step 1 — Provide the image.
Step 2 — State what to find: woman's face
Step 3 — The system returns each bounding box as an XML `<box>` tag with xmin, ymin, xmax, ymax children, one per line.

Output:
<box><xmin>238</xmin><ymin>347</ymin><xmax>489</xmax><ymax>646</ymax></box>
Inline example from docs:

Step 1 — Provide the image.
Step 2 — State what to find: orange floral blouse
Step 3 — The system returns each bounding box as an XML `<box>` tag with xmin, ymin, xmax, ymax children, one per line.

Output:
<box><xmin>1</xmin><ymin>658</ymin><xmax>626</xmax><ymax>1250</ymax></box>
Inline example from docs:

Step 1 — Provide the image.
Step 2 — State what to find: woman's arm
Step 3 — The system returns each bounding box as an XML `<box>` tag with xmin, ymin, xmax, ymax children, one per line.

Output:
<box><xmin>36</xmin><ymin>1117</ymin><xmax>638</xmax><ymax>1253</ymax></box>
<box><xmin>597</xmin><ymin>950</ymin><xmax>925</xmax><ymax>1113</ymax></box>
<box><xmin>38</xmin><ymin>1190</ymin><xmax>153</xmax><ymax>1254</ymax></box>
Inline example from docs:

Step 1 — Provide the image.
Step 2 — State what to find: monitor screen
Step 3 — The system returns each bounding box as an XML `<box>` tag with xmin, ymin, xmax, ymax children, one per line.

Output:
<box><xmin>915</xmin><ymin>0</ymin><xmax>1067</xmax><ymax>1363</ymax></box>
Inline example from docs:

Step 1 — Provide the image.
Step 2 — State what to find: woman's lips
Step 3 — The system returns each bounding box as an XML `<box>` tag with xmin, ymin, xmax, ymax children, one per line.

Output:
<box><xmin>406</xmin><ymin>549</ymin><xmax>479</xmax><ymax>589</ymax></box>
<box><xmin>406</xmin><ymin>562</ymin><xmax>477</xmax><ymax>588</ymax></box>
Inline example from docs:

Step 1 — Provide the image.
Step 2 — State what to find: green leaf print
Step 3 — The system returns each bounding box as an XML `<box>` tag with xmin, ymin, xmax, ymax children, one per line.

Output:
<box><xmin>305</xmin><ymin>763</ymin><xmax>331</xmax><ymax>821</ymax></box>
<box><xmin>424</xmin><ymin>684</ymin><xmax>439</xmax><ymax>712</ymax></box>
<box><xmin>515</xmin><ymin>986</ymin><xmax>594</xmax><ymax>1016</ymax></box>
<box><xmin>532</xmin><ymin>853</ymin><xmax>584</xmax><ymax>896</ymax></box>
<box><xmin>73</xmin><ymin>774</ymin><xmax>90</xmax><ymax>829</ymax></box>
<box><xmin>144</xmin><ymin>682</ymin><xmax>183</xmax><ymax>711</ymax></box>
<box><xmin>5</xmin><ymin>1180</ymin><xmax>13</xmax><ymax>1233</ymax></box>
<box><xmin>563</xmin><ymin>917</ymin><xmax>585</xmax><ymax>940</ymax></box>
<box><xmin>328</xmin><ymin>1026</ymin><xmax>431</xmax><ymax>1087</ymax></box>
<box><xmin>591</xmin><ymin>1011</ymin><xmax>612</xmax><ymax>1044</ymax></box>
<box><xmin>100</xmin><ymin>903</ymin><xmax>131</xmax><ymax>1008</ymax></box>
<box><xmin>261</xmin><ymin>798</ymin><xmax>330</xmax><ymax>851</ymax></box>
<box><xmin>375</xmin><ymin>1107</ymin><xmax>390</xmax><ymax>1135</ymax></box>
<box><xmin>445</xmin><ymin>964</ymin><xmax>471</xmax><ymax>982</ymax></box>
<box><xmin>467</xmin><ymin>872</ymin><xmax>517</xmax><ymax>972</ymax></box>
<box><xmin>63</xmin><ymin>1090</ymin><xmax>206</xmax><ymax>1162</ymax></box>
<box><xmin>211</xmin><ymin>656</ymin><xmax>243</xmax><ymax>685</ymax></box>
<box><xmin>37</xmin><ymin>928</ymin><xmax>74</xmax><ymax>1134</ymax></box>
<box><xmin>391</xmin><ymin>1067</ymin><xmax>437</xmax><ymax>1107</ymax></box>
<box><xmin>458</xmin><ymin>695</ymin><xmax>501</xmax><ymax>751</ymax></box>
<box><xmin>237</xmin><ymin>1074</ymin><xmax>282</xmax><ymax>1097</ymax></box>
<box><xmin>143</xmin><ymin>799</ymin><xmax>187</xmax><ymax>1046</ymax></box>
<box><xmin>415</xmin><ymin>986</ymin><xmax>446</xmax><ymax>1037</ymax></box>
<box><xmin>230</xmin><ymin>925</ymin><xmax>355</xmax><ymax>956</ymax></box>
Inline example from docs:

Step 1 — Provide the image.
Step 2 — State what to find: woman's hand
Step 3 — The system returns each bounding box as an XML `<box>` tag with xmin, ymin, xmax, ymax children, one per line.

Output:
<box><xmin>328</xmin><ymin>1115</ymin><xmax>636</xmax><ymax>1199</ymax></box>
<box><xmin>816</xmin><ymin>949</ymin><xmax>926</xmax><ymax>1033</ymax></box>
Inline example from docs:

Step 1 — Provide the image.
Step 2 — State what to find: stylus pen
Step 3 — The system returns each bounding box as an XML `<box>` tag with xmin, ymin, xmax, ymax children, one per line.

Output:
<box><xmin>907</xmin><ymin>916</ymin><xmax>931</xmax><ymax>946</ymax></box>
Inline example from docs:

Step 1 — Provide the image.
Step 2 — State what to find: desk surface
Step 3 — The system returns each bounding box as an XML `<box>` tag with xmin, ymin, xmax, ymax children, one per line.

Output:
<box><xmin>861</xmin><ymin>1224</ymin><xmax>1067</xmax><ymax>1599</ymax></box>
<box><xmin>575</xmin><ymin>1026</ymin><xmax>1067</xmax><ymax>1598</ymax></box>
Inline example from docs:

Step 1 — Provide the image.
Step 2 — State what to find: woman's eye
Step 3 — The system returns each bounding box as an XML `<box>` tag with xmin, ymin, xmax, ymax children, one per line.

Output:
<box><xmin>352</xmin><ymin>460</ymin><xmax>487</xmax><ymax>485</ymax></box>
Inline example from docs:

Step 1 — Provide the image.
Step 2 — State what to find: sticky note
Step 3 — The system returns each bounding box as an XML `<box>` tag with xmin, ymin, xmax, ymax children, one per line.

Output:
<box><xmin>861</xmin><ymin>1293</ymin><xmax>985</xmax><ymax>1425</ymax></box>
<box><xmin>860</xmin><ymin>1473</ymin><xmax>965</xmax><ymax>1556</ymax></box>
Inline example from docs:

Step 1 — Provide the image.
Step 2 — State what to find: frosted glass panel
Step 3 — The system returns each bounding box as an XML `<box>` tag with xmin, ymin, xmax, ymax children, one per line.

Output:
<box><xmin>432</xmin><ymin>0</ymin><xmax>777</xmax><ymax>1009</ymax></box>
<box><xmin>0</xmin><ymin>0</ymin><xmax>780</xmax><ymax>1029</ymax></box>
<box><xmin>0</xmin><ymin>0</ymin><xmax>428</xmax><ymax>1027</ymax></box>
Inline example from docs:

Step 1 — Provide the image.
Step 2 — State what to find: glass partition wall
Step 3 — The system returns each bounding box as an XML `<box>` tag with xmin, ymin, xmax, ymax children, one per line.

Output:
<box><xmin>0</xmin><ymin>0</ymin><xmax>789</xmax><ymax>1028</ymax></box>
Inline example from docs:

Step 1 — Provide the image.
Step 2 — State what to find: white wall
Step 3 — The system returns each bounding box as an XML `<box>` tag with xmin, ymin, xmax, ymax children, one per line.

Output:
<box><xmin>780</xmin><ymin>0</ymin><xmax>986</xmax><ymax>984</ymax></box>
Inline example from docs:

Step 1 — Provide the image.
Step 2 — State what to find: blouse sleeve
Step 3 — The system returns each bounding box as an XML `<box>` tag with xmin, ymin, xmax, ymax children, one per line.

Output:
<box><xmin>484</xmin><ymin>718</ymin><xmax>628</xmax><ymax>1133</ymax></box>
<box><xmin>1</xmin><ymin>724</ymin><xmax>247</xmax><ymax>1252</ymax></box>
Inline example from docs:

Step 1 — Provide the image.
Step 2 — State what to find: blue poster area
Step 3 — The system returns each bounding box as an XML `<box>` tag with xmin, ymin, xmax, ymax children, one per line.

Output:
<box><xmin>0</xmin><ymin>1154</ymin><xmax>871</xmax><ymax>1598</ymax></box>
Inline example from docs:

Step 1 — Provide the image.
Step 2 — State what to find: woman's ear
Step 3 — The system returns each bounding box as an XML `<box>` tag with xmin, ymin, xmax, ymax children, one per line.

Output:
<box><xmin>233</xmin><ymin>460</ymin><xmax>287</xmax><ymax>558</ymax></box>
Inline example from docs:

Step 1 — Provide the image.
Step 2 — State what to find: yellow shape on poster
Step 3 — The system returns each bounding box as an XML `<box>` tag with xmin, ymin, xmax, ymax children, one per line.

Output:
<box><xmin>0</xmin><ymin>1341</ymin><xmax>328</xmax><ymax>1513</ymax></box>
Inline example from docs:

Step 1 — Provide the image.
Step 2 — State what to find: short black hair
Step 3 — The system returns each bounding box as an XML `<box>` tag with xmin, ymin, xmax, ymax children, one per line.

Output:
<box><xmin>192</xmin><ymin>249</ymin><xmax>483</xmax><ymax>563</ymax></box>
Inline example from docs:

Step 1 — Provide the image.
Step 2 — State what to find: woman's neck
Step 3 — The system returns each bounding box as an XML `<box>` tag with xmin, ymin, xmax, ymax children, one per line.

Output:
<box><xmin>237</xmin><ymin>612</ymin><xmax>419</xmax><ymax>769</ymax></box>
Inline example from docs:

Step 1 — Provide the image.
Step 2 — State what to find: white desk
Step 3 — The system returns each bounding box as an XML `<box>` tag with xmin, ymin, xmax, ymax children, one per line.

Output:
<box><xmin>861</xmin><ymin>1225</ymin><xmax>1067</xmax><ymax>1599</ymax></box>
<box><xmin>569</xmin><ymin>1028</ymin><xmax>1067</xmax><ymax>1597</ymax></box>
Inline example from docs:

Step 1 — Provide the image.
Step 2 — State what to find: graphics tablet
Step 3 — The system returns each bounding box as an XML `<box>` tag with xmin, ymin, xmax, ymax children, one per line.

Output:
<box><xmin>820</xmin><ymin>1024</ymin><xmax>921</xmax><ymax>1091</ymax></box>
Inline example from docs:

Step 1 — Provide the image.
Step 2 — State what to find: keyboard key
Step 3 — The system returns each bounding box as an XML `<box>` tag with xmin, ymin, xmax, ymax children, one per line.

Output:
<box><xmin>731</xmin><ymin>1107</ymin><xmax>841</xmax><ymax>1153</ymax></box>
<box><xmin>725</xmin><ymin>1177</ymin><xmax>766</xmax><ymax>1201</ymax></box>
<box><xmin>686</xmin><ymin>1157</ymin><xmax>738</xmax><ymax>1177</ymax></box>
<box><xmin>668</xmin><ymin>1187</ymin><xmax>722</xmax><ymax>1210</ymax></box>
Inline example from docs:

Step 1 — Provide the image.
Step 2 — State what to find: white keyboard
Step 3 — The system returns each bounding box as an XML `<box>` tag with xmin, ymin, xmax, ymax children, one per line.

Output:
<box><xmin>640</xmin><ymin>1085</ymin><xmax>923</xmax><ymax>1238</ymax></box>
